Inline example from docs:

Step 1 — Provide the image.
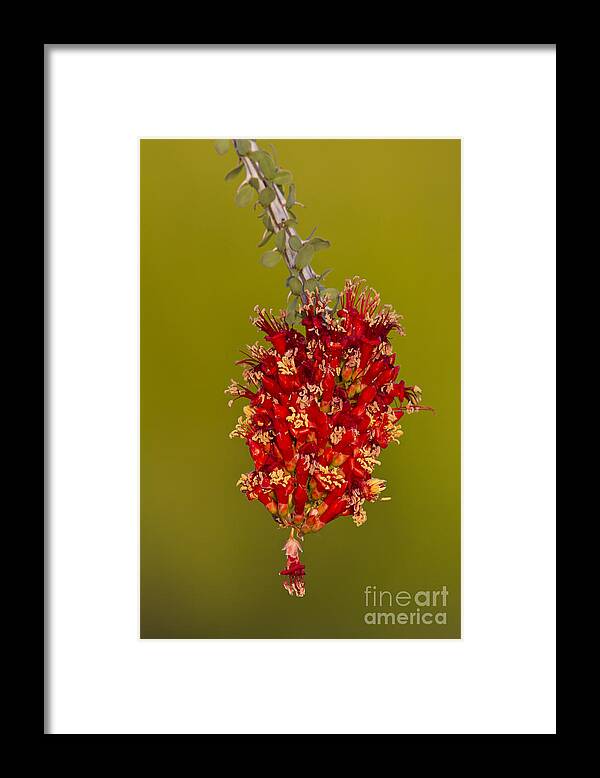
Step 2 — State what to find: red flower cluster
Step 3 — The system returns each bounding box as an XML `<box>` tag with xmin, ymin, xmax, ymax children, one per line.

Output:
<box><xmin>226</xmin><ymin>277</ymin><xmax>428</xmax><ymax>596</ymax></box>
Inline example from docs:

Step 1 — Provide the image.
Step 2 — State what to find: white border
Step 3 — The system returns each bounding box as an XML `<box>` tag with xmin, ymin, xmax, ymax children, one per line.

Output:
<box><xmin>47</xmin><ymin>45</ymin><xmax>556</xmax><ymax>734</ymax></box>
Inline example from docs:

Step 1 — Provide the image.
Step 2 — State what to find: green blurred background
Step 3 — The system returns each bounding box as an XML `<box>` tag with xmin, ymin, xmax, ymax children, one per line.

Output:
<box><xmin>140</xmin><ymin>139</ymin><xmax>460</xmax><ymax>638</ymax></box>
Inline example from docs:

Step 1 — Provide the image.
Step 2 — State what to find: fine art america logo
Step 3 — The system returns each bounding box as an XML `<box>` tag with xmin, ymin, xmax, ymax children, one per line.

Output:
<box><xmin>364</xmin><ymin>586</ymin><xmax>449</xmax><ymax>626</ymax></box>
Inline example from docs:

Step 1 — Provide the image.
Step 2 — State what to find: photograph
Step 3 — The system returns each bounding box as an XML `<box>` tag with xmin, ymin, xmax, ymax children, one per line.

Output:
<box><xmin>140</xmin><ymin>139</ymin><xmax>461</xmax><ymax>638</ymax></box>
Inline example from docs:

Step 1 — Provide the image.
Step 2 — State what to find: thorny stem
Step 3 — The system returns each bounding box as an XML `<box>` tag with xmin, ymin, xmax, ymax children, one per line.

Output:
<box><xmin>232</xmin><ymin>139</ymin><xmax>317</xmax><ymax>283</ymax></box>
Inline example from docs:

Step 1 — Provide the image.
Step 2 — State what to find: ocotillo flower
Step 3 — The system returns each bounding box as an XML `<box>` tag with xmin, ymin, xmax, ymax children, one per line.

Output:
<box><xmin>226</xmin><ymin>277</ymin><xmax>432</xmax><ymax>596</ymax></box>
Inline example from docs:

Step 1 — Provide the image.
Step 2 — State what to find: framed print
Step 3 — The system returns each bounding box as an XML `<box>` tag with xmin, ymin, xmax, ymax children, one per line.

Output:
<box><xmin>47</xmin><ymin>45</ymin><xmax>555</xmax><ymax>735</ymax></box>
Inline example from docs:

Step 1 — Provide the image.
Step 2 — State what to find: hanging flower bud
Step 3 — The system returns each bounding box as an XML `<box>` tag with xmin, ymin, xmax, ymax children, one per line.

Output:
<box><xmin>280</xmin><ymin>533</ymin><xmax>305</xmax><ymax>597</ymax></box>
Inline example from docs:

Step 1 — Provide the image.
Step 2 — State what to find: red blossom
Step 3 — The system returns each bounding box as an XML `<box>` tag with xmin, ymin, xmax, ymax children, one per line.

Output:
<box><xmin>226</xmin><ymin>277</ymin><xmax>431</xmax><ymax>596</ymax></box>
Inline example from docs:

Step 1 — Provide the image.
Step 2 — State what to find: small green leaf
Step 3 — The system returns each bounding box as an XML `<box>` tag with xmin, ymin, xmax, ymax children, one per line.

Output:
<box><xmin>249</xmin><ymin>150</ymin><xmax>277</xmax><ymax>179</ymax></box>
<box><xmin>324</xmin><ymin>287</ymin><xmax>339</xmax><ymax>302</ymax></box>
<box><xmin>262</xmin><ymin>212</ymin><xmax>274</xmax><ymax>231</ymax></box>
<box><xmin>236</xmin><ymin>140</ymin><xmax>252</xmax><ymax>155</ymax></box>
<box><xmin>319</xmin><ymin>267</ymin><xmax>334</xmax><ymax>281</ymax></box>
<box><xmin>215</xmin><ymin>139</ymin><xmax>230</xmax><ymax>155</ymax></box>
<box><xmin>304</xmin><ymin>278</ymin><xmax>319</xmax><ymax>292</ymax></box>
<box><xmin>274</xmin><ymin>232</ymin><xmax>286</xmax><ymax>252</ymax></box>
<box><xmin>235</xmin><ymin>185</ymin><xmax>254</xmax><ymax>208</ymax></box>
<box><xmin>285</xmin><ymin>297</ymin><xmax>298</xmax><ymax>325</ymax></box>
<box><xmin>289</xmin><ymin>235</ymin><xmax>302</xmax><ymax>252</ymax></box>
<box><xmin>286</xmin><ymin>209</ymin><xmax>297</xmax><ymax>222</ymax></box>
<box><xmin>259</xmin><ymin>187</ymin><xmax>276</xmax><ymax>206</ymax></box>
<box><xmin>248</xmin><ymin>177</ymin><xmax>260</xmax><ymax>190</ymax></box>
<box><xmin>261</xmin><ymin>157</ymin><xmax>277</xmax><ymax>179</ymax></box>
<box><xmin>288</xmin><ymin>277</ymin><xmax>303</xmax><ymax>296</ymax></box>
<box><xmin>295</xmin><ymin>243</ymin><xmax>315</xmax><ymax>269</ymax></box>
<box><xmin>287</xmin><ymin>183</ymin><xmax>296</xmax><ymax>209</ymax></box>
<box><xmin>224</xmin><ymin>164</ymin><xmax>243</xmax><ymax>182</ymax></box>
<box><xmin>310</xmin><ymin>237</ymin><xmax>331</xmax><ymax>251</ymax></box>
<box><xmin>260</xmin><ymin>251</ymin><xmax>281</xmax><ymax>268</ymax></box>
<box><xmin>257</xmin><ymin>230</ymin><xmax>273</xmax><ymax>248</ymax></box>
<box><xmin>272</xmin><ymin>170</ymin><xmax>293</xmax><ymax>185</ymax></box>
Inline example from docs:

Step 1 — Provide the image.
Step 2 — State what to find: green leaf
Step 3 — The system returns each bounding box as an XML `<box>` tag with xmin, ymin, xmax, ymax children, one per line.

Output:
<box><xmin>259</xmin><ymin>187</ymin><xmax>276</xmax><ymax>206</ymax></box>
<box><xmin>261</xmin><ymin>212</ymin><xmax>274</xmax><ymax>231</ymax></box>
<box><xmin>272</xmin><ymin>170</ymin><xmax>293</xmax><ymax>185</ymax></box>
<box><xmin>248</xmin><ymin>177</ymin><xmax>260</xmax><ymax>190</ymax></box>
<box><xmin>260</xmin><ymin>251</ymin><xmax>281</xmax><ymax>268</ymax></box>
<box><xmin>295</xmin><ymin>243</ymin><xmax>315</xmax><ymax>269</ymax></box>
<box><xmin>324</xmin><ymin>287</ymin><xmax>339</xmax><ymax>302</ymax></box>
<box><xmin>235</xmin><ymin>185</ymin><xmax>254</xmax><ymax>208</ymax></box>
<box><xmin>289</xmin><ymin>235</ymin><xmax>302</xmax><ymax>252</ymax></box>
<box><xmin>249</xmin><ymin>150</ymin><xmax>277</xmax><ymax>179</ymax></box>
<box><xmin>286</xmin><ymin>209</ymin><xmax>297</xmax><ymax>222</ymax></box>
<box><xmin>319</xmin><ymin>267</ymin><xmax>334</xmax><ymax>281</ymax></box>
<box><xmin>274</xmin><ymin>232</ymin><xmax>286</xmax><ymax>252</ymax></box>
<box><xmin>310</xmin><ymin>237</ymin><xmax>331</xmax><ymax>251</ymax></box>
<box><xmin>261</xmin><ymin>157</ymin><xmax>277</xmax><ymax>179</ymax></box>
<box><xmin>287</xmin><ymin>183</ymin><xmax>296</xmax><ymax>209</ymax></box>
<box><xmin>224</xmin><ymin>164</ymin><xmax>243</xmax><ymax>182</ymax></box>
<box><xmin>268</xmin><ymin>144</ymin><xmax>279</xmax><ymax>168</ymax></box>
<box><xmin>285</xmin><ymin>297</ymin><xmax>298</xmax><ymax>325</ymax></box>
<box><xmin>257</xmin><ymin>230</ymin><xmax>273</xmax><ymax>248</ymax></box>
<box><xmin>304</xmin><ymin>278</ymin><xmax>319</xmax><ymax>292</ymax></box>
<box><xmin>288</xmin><ymin>277</ymin><xmax>303</xmax><ymax>296</ymax></box>
<box><xmin>214</xmin><ymin>139</ymin><xmax>230</xmax><ymax>155</ymax></box>
<box><xmin>236</xmin><ymin>140</ymin><xmax>252</xmax><ymax>155</ymax></box>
